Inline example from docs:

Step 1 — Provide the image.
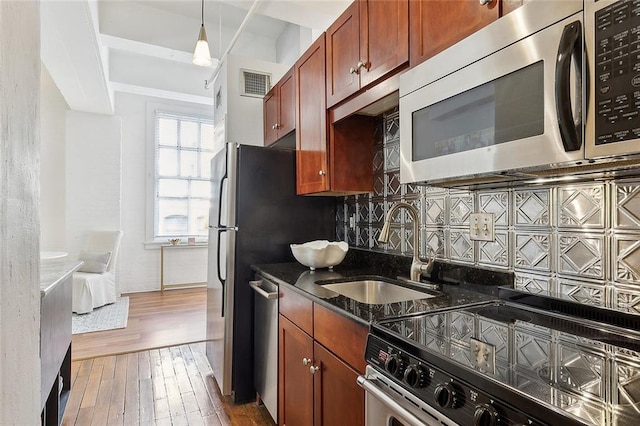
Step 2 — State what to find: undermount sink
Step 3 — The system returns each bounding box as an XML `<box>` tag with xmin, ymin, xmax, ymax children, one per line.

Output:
<box><xmin>320</xmin><ymin>279</ymin><xmax>437</xmax><ymax>304</ymax></box>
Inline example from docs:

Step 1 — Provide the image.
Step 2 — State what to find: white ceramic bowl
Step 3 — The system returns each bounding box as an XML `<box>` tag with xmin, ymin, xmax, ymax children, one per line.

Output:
<box><xmin>290</xmin><ymin>240</ymin><xmax>349</xmax><ymax>270</ymax></box>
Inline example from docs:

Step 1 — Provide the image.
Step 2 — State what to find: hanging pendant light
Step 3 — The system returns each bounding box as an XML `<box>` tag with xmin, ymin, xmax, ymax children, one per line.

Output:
<box><xmin>193</xmin><ymin>0</ymin><xmax>213</xmax><ymax>67</ymax></box>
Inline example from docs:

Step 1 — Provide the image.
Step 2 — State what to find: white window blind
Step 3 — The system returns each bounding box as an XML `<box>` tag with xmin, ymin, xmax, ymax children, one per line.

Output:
<box><xmin>154</xmin><ymin>111</ymin><xmax>215</xmax><ymax>240</ymax></box>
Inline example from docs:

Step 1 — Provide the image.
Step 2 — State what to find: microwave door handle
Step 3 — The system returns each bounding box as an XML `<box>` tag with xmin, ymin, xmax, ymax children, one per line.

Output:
<box><xmin>555</xmin><ymin>20</ymin><xmax>583</xmax><ymax>152</ymax></box>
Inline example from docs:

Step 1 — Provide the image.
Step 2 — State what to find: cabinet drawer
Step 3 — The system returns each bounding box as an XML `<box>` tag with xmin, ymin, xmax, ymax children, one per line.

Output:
<box><xmin>313</xmin><ymin>304</ymin><xmax>368</xmax><ymax>374</ymax></box>
<box><xmin>279</xmin><ymin>285</ymin><xmax>313</xmax><ymax>335</ymax></box>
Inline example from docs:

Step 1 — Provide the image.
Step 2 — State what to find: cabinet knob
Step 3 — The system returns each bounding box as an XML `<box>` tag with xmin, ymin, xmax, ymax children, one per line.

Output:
<box><xmin>309</xmin><ymin>365</ymin><xmax>320</xmax><ymax>374</ymax></box>
<box><xmin>275</xmin><ymin>123</ymin><xmax>281</xmax><ymax>129</ymax></box>
<box><xmin>271</xmin><ymin>124</ymin><xmax>276</xmax><ymax>130</ymax></box>
<box><xmin>479</xmin><ymin>0</ymin><xmax>493</xmax><ymax>5</ymax></box>
<box><xmin>302</xmin><ymin>357</ymin><xmax>311</xmax><ymax>366</ymax></box>
<box><xmin>349</xmin><ymin>67</ymin><xmax>357</xmax><ymax>74</ymax></box>
<box><xmin>357</xmin><ymin>60</ymin><xmax>367</xmax><ymax>70</ymax></box>
<box><xmin>318</xmin><ymin>170</ymin><xmax>326</xmax><ymax>176</ymax></box>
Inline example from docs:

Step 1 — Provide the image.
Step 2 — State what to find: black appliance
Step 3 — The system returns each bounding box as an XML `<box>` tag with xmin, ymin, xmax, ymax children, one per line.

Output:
<box><xmin>206</xmin><ymin>142</ymin><xmax>335</xmax><ymax>403</ymax></box>
<box><xmin>361</xmin><ymin>297</ymin><xmax>640</xmax><ymax>425</ymax></box>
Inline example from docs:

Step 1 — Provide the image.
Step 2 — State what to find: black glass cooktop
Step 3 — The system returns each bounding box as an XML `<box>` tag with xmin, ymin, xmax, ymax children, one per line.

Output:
<box><xmin>374</xmin><ymin>301</ymin><xmax>640</xmax><ymax>426</ymax></box>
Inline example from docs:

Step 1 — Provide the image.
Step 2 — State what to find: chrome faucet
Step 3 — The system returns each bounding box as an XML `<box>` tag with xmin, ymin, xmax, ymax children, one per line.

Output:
<box><xmin>378</xmin><ymin>202</ymin><xmax>435</xmax><ymax>282</ymax></box>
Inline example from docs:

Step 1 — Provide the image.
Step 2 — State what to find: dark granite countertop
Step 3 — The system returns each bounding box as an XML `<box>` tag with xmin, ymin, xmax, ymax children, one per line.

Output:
<box><xmin>252</xmin><ymin>249</ymin><xmax>509</xmax><ymax>326</ymax></box>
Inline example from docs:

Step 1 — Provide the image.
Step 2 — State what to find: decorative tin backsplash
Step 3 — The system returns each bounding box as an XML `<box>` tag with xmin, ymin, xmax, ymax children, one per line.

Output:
<box><xmin>336</xmin><ymin>109</ymin><xmax>640</xmax><ymax>314</ymax></box>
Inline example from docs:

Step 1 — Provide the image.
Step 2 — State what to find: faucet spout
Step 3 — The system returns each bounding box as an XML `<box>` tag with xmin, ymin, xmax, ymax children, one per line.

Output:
<box><xmin>378</xmin><ymin>202</ymin><xmax>435</xmax><ymax>282</ymax></box>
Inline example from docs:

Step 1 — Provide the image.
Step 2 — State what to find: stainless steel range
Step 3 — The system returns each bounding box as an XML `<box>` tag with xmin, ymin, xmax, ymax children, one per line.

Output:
<box><xmin>359</xmin><ymin>300</ymin><xmax>640</xmax><ymax>426</ymax></box>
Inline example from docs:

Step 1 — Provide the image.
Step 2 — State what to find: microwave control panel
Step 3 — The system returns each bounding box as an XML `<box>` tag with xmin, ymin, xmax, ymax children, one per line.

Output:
<box><xmin>594</xmin><ymin>0</ymin><xmax>640</xmax><ymax>145</ymax></box>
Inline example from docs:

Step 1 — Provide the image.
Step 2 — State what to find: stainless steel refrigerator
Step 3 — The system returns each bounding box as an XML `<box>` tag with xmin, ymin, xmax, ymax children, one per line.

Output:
<box><xmin>206</xmin><ymin>142</ymin><xmax>335</xmax><ymax>404</ymax></box>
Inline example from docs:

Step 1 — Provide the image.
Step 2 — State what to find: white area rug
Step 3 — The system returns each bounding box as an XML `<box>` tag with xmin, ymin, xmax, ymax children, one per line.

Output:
<box><xmin>72</xmin><ymin>297</ymin><xmax>129</xmax><ymax>334</ymax></box>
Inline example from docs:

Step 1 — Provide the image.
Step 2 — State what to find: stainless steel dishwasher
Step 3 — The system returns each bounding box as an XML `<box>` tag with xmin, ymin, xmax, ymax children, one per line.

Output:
<box><xmin>250</xmin><ymin>276</ymin><xmax>279</xmax><ymax>422</ymax></box>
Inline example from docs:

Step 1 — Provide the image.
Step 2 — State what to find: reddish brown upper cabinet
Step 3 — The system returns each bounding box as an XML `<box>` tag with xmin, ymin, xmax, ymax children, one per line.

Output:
<box><xmin>295</xmin><ymin>33</ymin><xmax>375</xmax><ymax>196</ymax></box>
<box><xmin>326</xmin><ymin>0</ymin><xmax>408</xmax><ymax>108</ymax></box>
<box><xmin>410</xmin><ymin>0</ymin><xmax>524</xmax><ymax>68</ymax></box>
<box><xmin>264</xmin><ymin>68</ymin><xmax>295</xmax><ymax>147</ymax></box>
<box><xmin>295</xmin><ymin>34</ymin><xmax>329</xmax><ymax>194</ymax></box>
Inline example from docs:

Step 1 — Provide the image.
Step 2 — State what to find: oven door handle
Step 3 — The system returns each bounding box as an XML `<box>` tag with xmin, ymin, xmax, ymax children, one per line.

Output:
<box><xmin>555</xmin><ymin>20</ymin><xmax>583</xmax><ymax>152</ymax></box>
<box><xmin>357</xmin><ymin>375</ymin><xmax>429</xmax><ymax>426</ymax></box>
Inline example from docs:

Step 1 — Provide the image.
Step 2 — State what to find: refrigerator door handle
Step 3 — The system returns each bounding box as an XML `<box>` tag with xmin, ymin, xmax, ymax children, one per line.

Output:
<box><xmin>216</xmin><ymin>229</ymin><xmax>225</xmax><ymax>285</ymax></box>
<box><xmin>216</xmin><ymin>174</ymin><xmax>228</xmax><ymax>228</ymax></box>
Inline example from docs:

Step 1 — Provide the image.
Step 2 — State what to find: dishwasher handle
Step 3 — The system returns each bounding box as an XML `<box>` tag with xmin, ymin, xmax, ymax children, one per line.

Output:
<box><xmin>249</xmin><ymin>280</ymin><xmax>279</xmax><ymax>300</ymax></box>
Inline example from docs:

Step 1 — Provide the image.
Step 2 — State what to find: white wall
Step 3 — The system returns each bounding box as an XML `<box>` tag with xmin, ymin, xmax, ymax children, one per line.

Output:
<box><xmin>276</xmin><ymin>23</ymin><xmax>312</xmax><ymax>67</ymax></box>
<box><xmin>65</xmin><ymin>111</ymin><xmax>122</xmax><ymax>287</ymax></box>
<box><xmin>116</xmin><ymin>91</ymin><xmax>213</xmax><ymax>293</ymax></box>
<box><xmin>40</xmin><ymin>65</ymin><xmax>69</xmax><ymax>251</ymax></box>
<box><xmin>225</xmin><ymin>54</ymin><xmax>288</xmax><ymax>145</ymax></box>
<box><xmin>0</xmin><ymin>1</ymin><xmax>41</xmax><ymax>423</ymax></box>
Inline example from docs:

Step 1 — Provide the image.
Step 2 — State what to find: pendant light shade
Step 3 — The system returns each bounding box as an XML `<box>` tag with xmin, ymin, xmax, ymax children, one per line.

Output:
<box><xmin>193</xmin><ymin>0</ymin><xmax>212</xmax><ymax>67</ymax></box>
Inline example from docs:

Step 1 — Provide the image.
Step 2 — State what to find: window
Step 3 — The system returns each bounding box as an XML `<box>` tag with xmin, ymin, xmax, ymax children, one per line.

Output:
<box><xmin>153</xmin><ymin>111</ymin><xmax>215</xmax><ymax>240</ymax></box>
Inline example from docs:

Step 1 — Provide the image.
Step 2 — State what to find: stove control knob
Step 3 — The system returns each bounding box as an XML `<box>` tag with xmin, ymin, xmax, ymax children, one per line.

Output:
<box><xmin>434</xmin><ymin>383</ymin><xmax>457</xmax><ymax>409</ymax></box>
<box><xmin>474</xmin><ymin>404</ymin><xmax>499</xmax><ymax>426</ymax></box>
<box><xmin>403</xmin><ymin>364</ymin><xmax>428</xmax><ymax>388</ymax></box>
<box><xmin>384</xmin><ymin>354</ymin><xmax>405</xmax><ymax>378</ymax></box>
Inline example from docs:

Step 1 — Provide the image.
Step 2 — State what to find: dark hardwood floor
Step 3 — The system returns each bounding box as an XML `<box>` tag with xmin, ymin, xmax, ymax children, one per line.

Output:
<box><xmin>65</xmin><ymin>288</ymin><xmax>275</xmax><ymax>425</ymax></box>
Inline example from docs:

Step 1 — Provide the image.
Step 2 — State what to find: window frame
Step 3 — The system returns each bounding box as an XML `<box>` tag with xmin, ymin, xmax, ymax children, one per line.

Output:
<box><xmin>145</xmin><ymin>102</ymin><xmax>215</xmax><ymax>247</ymax></box>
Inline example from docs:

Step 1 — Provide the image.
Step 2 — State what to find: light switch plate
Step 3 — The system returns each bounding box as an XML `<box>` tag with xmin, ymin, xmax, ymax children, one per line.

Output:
<box><xmin>349</xmin><ymin>214</ymin><xmax>356</xmax><ymax>229</ymax></box>
<box><xmin>469</xmin><ymin>213</ymin><xmax>495</xmax><ymax>241</ymax></box>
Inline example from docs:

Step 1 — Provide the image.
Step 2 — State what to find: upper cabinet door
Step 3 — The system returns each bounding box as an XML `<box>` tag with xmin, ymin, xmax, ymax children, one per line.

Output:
<box><xmin>296</xmin><ymin>34</ymin><xmax>329</xmax><ymax>195</ymax></box>
<box><xmin>326</xmin><ymin>0</ymin><xmax>408</xmax><ymax>108</ymax></box>
<box><xmin>410</xmin><ymin>0</ymin><xmax>499</xmax><ymax>67</ymax></box>
<box><xmin>359</xmin><ymin>0</ymin><xmax>408</xmax><ymax>88</ymax></box>
<box><xmin>263</xmin><ymin>87</ymin><xmax>279</xmax><ymax>147</ymax></box>
<box><xmin>278</xmin><ymin>69</ymin><xmax>296</xmax><ymax>137</ymax></box>
<box><xmin>326</xmin><ymin>2</ymin><xmax>360</xmax><ymax>108</ymax></box>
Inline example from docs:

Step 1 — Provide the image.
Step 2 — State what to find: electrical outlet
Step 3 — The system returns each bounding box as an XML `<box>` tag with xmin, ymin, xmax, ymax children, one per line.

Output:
<box><xmin>469</xmin><ymin>213</ymin><xmax>494</xmax><ymax>241</ymax></box>
<box><xmin>470</xmin><ymin>338</ymin><xmax>496</xmax><ymax>374</ymax></box>
<box><xmin>349</xmin><ymin>214</ymin><xmax>356</xmax><ymax>229</ymax></box>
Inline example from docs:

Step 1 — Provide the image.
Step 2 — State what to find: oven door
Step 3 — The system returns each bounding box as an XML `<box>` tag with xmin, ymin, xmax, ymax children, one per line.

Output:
<box><xmin>399</xmin><ymin>12</ymin><xmax>585</xmax><ymax>184</ymax></box>
<box><xmin>358</xmin><ymin>366</ymin><xmax>458</xmax><ymax>426</ymax></box>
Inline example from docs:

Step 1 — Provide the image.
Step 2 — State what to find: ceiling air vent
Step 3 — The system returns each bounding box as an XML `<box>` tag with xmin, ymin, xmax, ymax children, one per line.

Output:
<box><xmin>240</xmin><ymin>69</ymin><xmax>271</xmax><ymax>98</ymax></box>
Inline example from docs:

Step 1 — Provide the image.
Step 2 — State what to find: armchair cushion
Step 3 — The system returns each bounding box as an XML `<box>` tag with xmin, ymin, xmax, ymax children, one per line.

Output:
<box><xmin>78</xmin><ymin>250</ymin><xmax>112</xmax><ymax>273</ymax></box>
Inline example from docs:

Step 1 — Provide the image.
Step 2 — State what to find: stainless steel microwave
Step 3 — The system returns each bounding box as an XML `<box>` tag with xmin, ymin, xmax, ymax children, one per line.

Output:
<box><xmin>399</xmin><ymin>0</ymin><xmax>640</xmax><ymax>186</ymax></box>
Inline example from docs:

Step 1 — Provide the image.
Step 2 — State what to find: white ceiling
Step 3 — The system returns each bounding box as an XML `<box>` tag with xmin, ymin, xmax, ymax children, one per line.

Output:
<box><xmin>41</xmin><ymin>0</ymin><xmax>350</xmax><ymax>114</ymax></box>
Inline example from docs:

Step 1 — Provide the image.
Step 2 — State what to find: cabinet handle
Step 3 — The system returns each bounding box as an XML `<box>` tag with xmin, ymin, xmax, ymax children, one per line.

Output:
<box><xmin>309</xmin><ymin>365</ymin><xmax>320</xmax><ymax>374</ymax></box>
<box><xmin>349</xmin><ymin>66</ymin><xmax>358</xmax><ymax>75</ymax></box>
<box><xmin>357</xmin><ymin>60</ymin><xmax>367</xmax><ymax>70</ymax></box>
<box><xmin>479</xmin><ymin>0</ymin><xmax>493</xmax><ymax>4</ymax></box>
<box><xmin>275</xmin><ymin>123</ymin><xmax>281</xmax><ymax>129</ymax></box>
<box><xmin>271</xmin><ymin>124</ymin><xmax>276</xmax><ymax>130</ymax></box>
<box><xmin>302</xmin><ymin>357</ymin><xmax>312</xmax><ymax>366</ymax></box>
<box><xmin>318</xmin><ymin>170</ymin><xmax>326</xmax><ymax>176</ymax></box>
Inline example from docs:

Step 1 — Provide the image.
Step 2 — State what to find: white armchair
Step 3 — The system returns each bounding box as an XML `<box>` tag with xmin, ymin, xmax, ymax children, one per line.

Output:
<box><xmin>72</xmin><ymin>230</ymin><xmax>123</xmax><ymax>314</ymax></box>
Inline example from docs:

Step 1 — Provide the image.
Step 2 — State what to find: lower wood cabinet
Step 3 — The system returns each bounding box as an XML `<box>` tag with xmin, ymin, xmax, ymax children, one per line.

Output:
<box><xmin>313</xmin><ymin>342</ymin><xmax>364</xmax><ymax>426</ymax></box>
<box><xmin>278</xmin><ymin>298</ymin><xmax>367</xmax><ymax>426</ymax></box>
<box><xmin>279</xmin><ymin>315</ymin><xmax>314</xmax><ymax>426</ymax></box>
